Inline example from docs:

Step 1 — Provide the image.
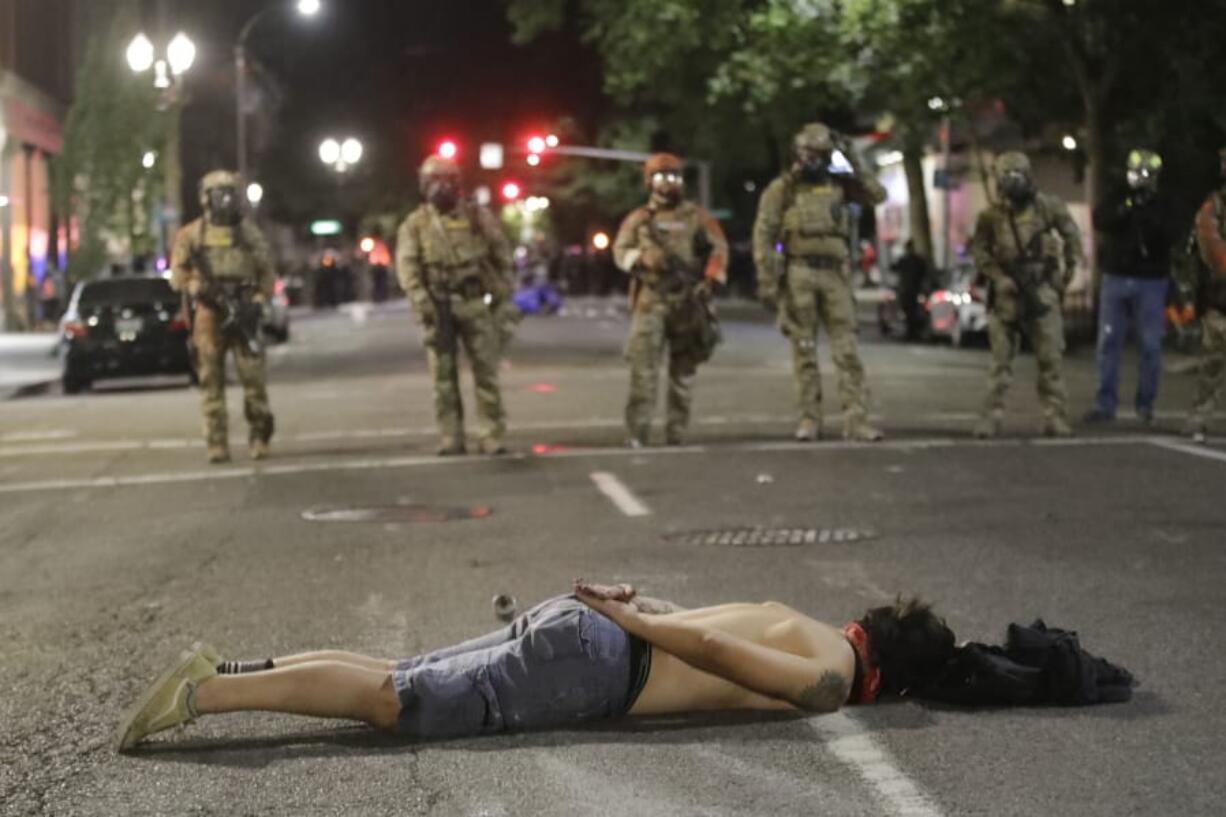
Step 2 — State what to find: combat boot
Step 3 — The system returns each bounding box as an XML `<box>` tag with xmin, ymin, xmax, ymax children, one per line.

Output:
<box><xmin>436</xmin><ymin>437</ymin><xmax>466</xmax><ymax>457</ymax></box>
<box><xmin>627</xmin><ymin>426</ymin><xmax>650</xmax><ymax>449</ymax></box>
<box><xmin>1041</xmin><ymin>415</ymin><xmax>1074</xmax><ymax>438</ymax></box>
<box><xmin>206</xmin><ymin>445</ymin><xmax>231</xmax><ymax>464</ymax></box>
<box><xmin>1184</xmin><ymin>418</ymin><xmax>1208</xmax><ymax>444</ymax></box>
<box><xmin>664</xmin><ymin>426</ymin><xmax>686</xmax><ymax>446</ymax></box>
<box><xmin>478</xmin><ymin>437</ymin><xmax>507</xmax><ymax>456</ymax></box>
<box><xmin>794</xmin><ymin>418</ymin><xmax>821</xmax><ymax>442</ymax></box>
<box><xmin>843</xmin><ymin>418</ymin><xmax>884</xmax><ymax>442</ymax></box>
<box><xmin>973</xmin><ymin>416</ymin><xmax>1001</xmax><ymax>439</ymax></box>
<box><xmin>249</xmin><ymin>439</ymin><xmax>270</xmax><ymax>461</ymax></box>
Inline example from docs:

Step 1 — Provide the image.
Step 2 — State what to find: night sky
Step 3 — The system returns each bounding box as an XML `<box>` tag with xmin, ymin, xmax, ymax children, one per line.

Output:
<box><xmin>167</xmin><ymin>0</ymin><xmax>606</xmax><ymax>224</ymax></box>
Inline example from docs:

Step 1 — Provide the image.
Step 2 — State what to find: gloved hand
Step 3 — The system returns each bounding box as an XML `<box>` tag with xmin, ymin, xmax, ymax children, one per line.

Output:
<box><xmin>413</xmin><ymin>296</ymin><xmax>436</xmax><ymax>327</ymax></box>
<box><xmin>640</xmin><ymin>246</ymin><xmax>667</xmax><ymax>273</ymax></box>
<box><xmin>251</xmin><ymin>292</ymin><xmax>268</xmax><ymax>306</ymax></box>
<box><xmin>694</xmin><ymin>280</ymin><xmax>714</xmax><ymax>302</ymax></box>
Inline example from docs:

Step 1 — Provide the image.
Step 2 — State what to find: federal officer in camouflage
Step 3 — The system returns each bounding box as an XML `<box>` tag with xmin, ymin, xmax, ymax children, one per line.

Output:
<box><xmin>397</xmin><ymin>155</ymin><xmax>514</xmax><ymax>456</ymax></box>
<box><xmin>752</xmin><ymin>122</ymin><xmax>885</xmax><ymax>442</ymax></box>
<box><xmin>170</xmin><ymin>170</ymin><xmax>277</xmax><ymax>464</ymax></box>
<box><xmin>971</xmin><ymin>152</ymin><xmax>1085</xmax><ymax>438</ymax></box>
<box><xmin>613</xmin><ymin>152</ymin><xmax>728</xmax><ymax>447</ymax></box>
<box><xmin>1182</xmin><ymin>146</ymin><xmax>1226</xmax><ymax>442</ymax></box>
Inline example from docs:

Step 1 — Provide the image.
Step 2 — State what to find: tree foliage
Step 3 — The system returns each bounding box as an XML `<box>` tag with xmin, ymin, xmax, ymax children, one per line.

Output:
<box><xmin>53</xmin><ymin>1</ymin><xmax>171</xmax><ymax>280</ymax></box>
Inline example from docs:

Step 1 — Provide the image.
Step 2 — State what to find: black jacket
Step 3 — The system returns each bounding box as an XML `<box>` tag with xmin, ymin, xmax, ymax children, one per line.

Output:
<box><xmin>917</xmin><ymin>620</ymin><xmax>1137</xmax><ymax>707</ymax></box>
<box><xmin>1093</xmin><ymin>193</ymin><xmax>1175</xmax><ymax>280</ymax></box>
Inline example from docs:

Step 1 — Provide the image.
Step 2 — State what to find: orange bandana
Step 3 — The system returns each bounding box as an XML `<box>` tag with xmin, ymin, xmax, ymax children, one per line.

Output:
<box><xmin>843</xmin><ymin>622</ymin><xmax>881</xmax><ymax>704</ymax></box>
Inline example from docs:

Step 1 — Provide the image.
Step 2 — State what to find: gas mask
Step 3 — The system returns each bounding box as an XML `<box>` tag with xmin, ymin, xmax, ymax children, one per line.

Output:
<box><xmin>998</xmin><ymin>170</ymin><xmax>1035</xmax><ymax>206</ymax></box>
<box><xmin>798</xmin><ymin>149</ymin><xmax>833</xmax><ymax>183</ymax></box>
<box><xmin>425</xmin><ymin>177</ymin><xmax>461</xmax><ymax>212</ymax></box>
<box><xmin>1126</xmin><ymin>150</ymin><xmax>1161</xmax><ymax>203</ymax></box>
<box><xmin>650</xmin><ymin>171</ymin><xmax>684</xmax><ymax>207</ymax></box>
<box><xmin>205</xmin><ymin>185</ymin><xmax>243</xmax><ymax>227</ymax></box>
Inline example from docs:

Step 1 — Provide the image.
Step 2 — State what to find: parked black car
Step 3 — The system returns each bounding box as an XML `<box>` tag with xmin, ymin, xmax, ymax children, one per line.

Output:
<box><xmin>59</xmin><ymin>277</ymin><xmax>193</xmax><ymax>393</ymax></box>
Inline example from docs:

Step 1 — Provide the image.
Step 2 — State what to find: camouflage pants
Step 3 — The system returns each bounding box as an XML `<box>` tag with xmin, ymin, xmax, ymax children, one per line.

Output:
<box><xmin>423</xmin><ymin>294</ymin><xmax>505</xmax><ymax>446</ymax></box>
<box><xmin>193</xmin><ymin>305</ymin><xmax>273</xmax><ymax>448</ymax></box>
<box><xmin>981</xmin><ymin>283</ymin><xmax>1069</xmax><ymax>422</ymax></box>
<box><xmin>624</xmin><ymin>290</ymin><xmax>700</xmax><ymax>440</ymax></box>
<box><xmin>780</xmin><ymin>261</ymin><xmax>870</xmax><ymax>425</ymax></box>
<box><xmin>1190</xmin><ymin>309</ymin><xmax>1226</xmax><ymax>427</ymax></box>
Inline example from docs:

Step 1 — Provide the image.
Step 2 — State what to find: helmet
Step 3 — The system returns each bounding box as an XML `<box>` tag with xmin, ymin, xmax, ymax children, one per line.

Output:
<box><xmin>642</xmin><ymin>152</ymin><xmax>684</xmax><ymax>186</ymax></box>
<box><xmin>794</xmin><ymin>122</ymin><xmax>836</xmax><ymax>154</ymax></box>
<box><xmin>995</xmin><ymin>151</ymin><xmax>1035</xmax><ymax>204</ymax></box>
<box><xmin>419</xmin><ymin>155</ymin><xmax>462</xmax><ymax>210</ymax></box>
<box><xmin>199</xmin><ymin>169</ymin><xmax>244</xmax><ymax>227</ymax></box>
<box><xmin>1126</xmin><ymin>149</ymin><xmax>1162</xmax><ymax>195</ymax></box>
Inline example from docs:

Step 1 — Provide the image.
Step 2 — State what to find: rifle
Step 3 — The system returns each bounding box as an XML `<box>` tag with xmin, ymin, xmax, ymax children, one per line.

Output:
<box><xmin>199</xmin><ymin>280</ymin><xmax>263</xmax><ymax>357</ymax></box>
<box><xmin>1000</xmin><ymin>209</ymin><xmax>1054</xmax><ymax>333</ymax></box>
<box><xmin>642</xmin><ymin>215</ymin><xmax>723</xmax><ymax>362</ymax></box>
<box><xmin>423</xmin><ymin>209</ymin><xmax>461</xmax><ymax>356</ymax></box>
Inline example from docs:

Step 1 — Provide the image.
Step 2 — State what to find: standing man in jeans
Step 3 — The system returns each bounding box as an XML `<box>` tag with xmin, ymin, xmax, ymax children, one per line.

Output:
<box><xmin>1085</xmin><ymin>150</ymin><xmax>1175</xmax><ymax>426</ymax></box>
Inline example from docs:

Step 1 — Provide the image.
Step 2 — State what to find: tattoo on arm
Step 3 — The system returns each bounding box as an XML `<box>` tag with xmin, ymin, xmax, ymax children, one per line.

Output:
<box><xmin>631</xmin><ymin>596</ymin><xmax>687</xmax><ymax>615</ymax></box>
<box><xmin>795</xmin><ymin>671</ymin><xmax>850</xmax><ymax>713</ymax></box>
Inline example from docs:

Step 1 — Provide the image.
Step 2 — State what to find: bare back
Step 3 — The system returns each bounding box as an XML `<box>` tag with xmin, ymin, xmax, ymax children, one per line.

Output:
<box><xmin>628</xmin><ymin>602</ymin><xmax>855</xmax><ymax>715</ymax></box>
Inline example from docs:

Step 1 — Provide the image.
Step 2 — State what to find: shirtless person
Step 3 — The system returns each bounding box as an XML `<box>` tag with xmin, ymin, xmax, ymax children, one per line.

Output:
<box><xmin>114</xmin><ymin>582</ymin><xmax>955</xmax><ymax>750</ymax></box>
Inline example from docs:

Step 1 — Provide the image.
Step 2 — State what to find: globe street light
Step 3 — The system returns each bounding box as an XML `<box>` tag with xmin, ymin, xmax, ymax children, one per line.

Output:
<box><xmin>237</xmin><ymin>1</ymin><xmax>324</xmax><ymax>180</ymax></box>
<box><xmin>247</xmin><ymin>182</ymin><xmax>265</xmax><ymax>207</ymax></box>
<box><xmin>319</xmin><ymin>137</ymin><xmax>362</xmax><ymax>173</ymax></box>
<box><xmin>127</xmin><ymin>31</ymin><xmax>194</xmax><ymax>90</ymax></box>
<box><xmin>126</xmin><ymin>33</ymin><xmax>155</xmax><ymax>73</ymax></box>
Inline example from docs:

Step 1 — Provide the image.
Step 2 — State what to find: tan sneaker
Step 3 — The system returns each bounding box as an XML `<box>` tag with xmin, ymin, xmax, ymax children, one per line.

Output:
<box><xmin>114</xmin><ymin>645</ymin><xmax>219</xmax><ymax>751</ymax></box>
<box><xmin>206</xmin><ymin>445</ymin><xmax>231</xmax><ymax>464</ymax></box>
<box><xmin>794</xmin><ymin>418</ymin><xmax>822</xmax><ymax>442</ymax></box>
<box><xmin>249</xmin><ymin>439</ymin><xmax>270</xmax><ymax>460</ymax></box>
<box><xmin>843</xmin><ymin>420</ymin><xmax>884</xmax><ymax>442</ymax></box>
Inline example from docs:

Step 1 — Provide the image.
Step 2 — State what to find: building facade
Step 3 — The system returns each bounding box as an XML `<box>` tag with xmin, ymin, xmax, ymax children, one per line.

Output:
<box><xmin>0</xmin><ymin>0</ymin><xmax>73</xmax><ymax>331</ymax></box>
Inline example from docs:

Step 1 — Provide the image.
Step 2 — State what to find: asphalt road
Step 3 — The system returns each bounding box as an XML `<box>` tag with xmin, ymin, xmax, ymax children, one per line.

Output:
<box><xmin>2</xmin><ymin>301</ymin><xmax>1224</xmax><ymax>817</ymax></box>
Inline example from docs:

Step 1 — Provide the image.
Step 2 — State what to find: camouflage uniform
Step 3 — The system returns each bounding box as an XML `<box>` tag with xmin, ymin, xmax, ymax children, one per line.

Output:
<box><xmin>170</xmin><ymin>170</ymin><xmax>276</xmax><ymax>463</ymax></box>
<box><xmin>397</xmin><ymin>157</ymin><xmax>514</xmax><ymax>455</ymax></box>
<box><xmin>1186</xmin><ymin>164</ymin><xmax>1226</xmax><ymax>439</ymax></box>
<box><xmin>614</xmin><ymin>153</ymin><xmax>729</xmax><ymax>446</ymax></box>
<box><xmin>971</xmin><ymin>152</ymin><xmax>1085</xmax><ymax>438</ymax></box>
<box><xmin>752</xmin><ymin>123</ymin><xmax>886</xmax><ymax>441</ymax></box>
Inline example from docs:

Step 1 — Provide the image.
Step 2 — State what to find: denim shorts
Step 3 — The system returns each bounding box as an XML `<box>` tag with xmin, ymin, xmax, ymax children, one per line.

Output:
<box><xmin>392</xmin><ymin>595</ymin><xmax>632</xmax><ymax>739</ymax></box>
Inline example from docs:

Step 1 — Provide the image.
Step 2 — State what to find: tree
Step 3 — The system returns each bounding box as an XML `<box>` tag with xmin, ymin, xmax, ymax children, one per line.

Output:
<box><xmin>53</xmin><ymin>1</ymin><xmax>170</xmax><ymax>281</ymax></box>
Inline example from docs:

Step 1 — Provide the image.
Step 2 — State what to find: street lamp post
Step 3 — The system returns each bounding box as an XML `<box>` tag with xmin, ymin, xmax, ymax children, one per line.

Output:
<box><xmin>236</xmin><ymin>0</ymin><xmax>322</xmax><ymax>180</ymax></box>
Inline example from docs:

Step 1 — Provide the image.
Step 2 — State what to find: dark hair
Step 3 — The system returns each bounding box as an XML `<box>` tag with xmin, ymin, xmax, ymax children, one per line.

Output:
<box><xmin>858</xmin><ymin>597</ymin><xmax>955</xmax><ymax>696</ymax></box>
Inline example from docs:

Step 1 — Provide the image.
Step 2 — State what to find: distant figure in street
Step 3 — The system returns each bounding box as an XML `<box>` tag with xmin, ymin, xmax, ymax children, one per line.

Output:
<box><xmin>1085</xmin><ymin>150</ymin><xmax>1175</xmax><ymax>427</ymax></box>
<box><xmin>971</xmin><ymin>152</ymin><xmax>1085</xmax><ymax>439</ymax></box>
<box><xmin>1183</xmin><ymin>145</ymin><xmax>1226</xmax><ymax>442</ymax></box>
<box><xmin>169</xmin><ymin>170</ymin><xmax>277</xmax><ymax>464</ymax></box>
<box><xmin>892</xmin><ymin>240</ymin><xmax>930</xmax><ymax>341</ymax></box>
<box><xmin>114</xmin><ymin>582</ymin><xmax>954</xmax><ymax>750</ymax></box>
<box><xmin>753</xmin><ymin>122</ymin><xmax>887</xmax><ymax>443</ymax></box>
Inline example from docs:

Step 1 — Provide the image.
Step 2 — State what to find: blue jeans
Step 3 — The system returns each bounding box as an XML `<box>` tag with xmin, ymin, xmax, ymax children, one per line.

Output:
<box><xmin>1095</xmin><ymin>275</ymin><xmax>1169</xmax><ymax>416</ymax></box>
<box><xmin>392</xmin><ymin>596</ymin><xmax>632</xmax><ymax>739</ymax></box>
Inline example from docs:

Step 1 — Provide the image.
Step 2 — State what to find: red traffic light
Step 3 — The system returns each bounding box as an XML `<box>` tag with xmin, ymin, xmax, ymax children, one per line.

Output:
<box><xmin>501</xmin><ymin>181</ymin><xmax>522</xmax><ymax>201</ymax></box>
<box><xmin>437</xmin><ymin>140</ymin><xmax>459</xmax><ymax>160</ymax></box>
<box><xmin>527</xmin><ymin>135</ymin><xmax>547</xmax><ymax>154</ymax></box>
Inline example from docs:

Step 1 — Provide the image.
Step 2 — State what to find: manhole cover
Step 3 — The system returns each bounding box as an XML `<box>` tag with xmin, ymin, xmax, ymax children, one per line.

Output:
<box><xmin>301</xmin><ymin>505</ymin><xmax>493</xmax><ymax>523</ymax></box>
<box><xmin>663</xmin><ymin>527</ymin><xmax>877</xmax><ymax>547</ymax></box>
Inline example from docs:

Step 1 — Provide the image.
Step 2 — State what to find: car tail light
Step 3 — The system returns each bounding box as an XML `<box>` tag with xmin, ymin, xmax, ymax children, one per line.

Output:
<box><xmin>64</xmin><ymin>321</ymin><xmax>88</xmax><ymax>339</ymax></box>
<box><xmin>169</xmin><ymin>314</ymin><xmax>190</xmax><ymax>332</ymax></box>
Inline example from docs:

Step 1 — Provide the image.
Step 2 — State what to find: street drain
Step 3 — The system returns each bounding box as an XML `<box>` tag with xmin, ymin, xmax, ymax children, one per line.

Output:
<box><xmin>663</xmin><ymin>527</ymin><xmax>877</xmax><ymax>547</ymax></box>
<box><xmin>301</xmin><ymin>505</ymin><xmax>493</xmax><ymax>523</ymax></box>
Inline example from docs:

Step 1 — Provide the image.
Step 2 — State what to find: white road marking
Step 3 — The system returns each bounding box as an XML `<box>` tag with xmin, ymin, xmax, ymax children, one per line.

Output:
<box><xmin>0</xmin><ymin>429</ymin><xmax>77</xmax><ymax>442</ymax></box>
<box><xmin>1148</xmin><ymin>437</ymin><xmax>1226</xmax><ymax>464</ymax></box>
<box><xmin>589</xmin><ymin>471</ymin><xmax>651</xmax><ymax>517</ymax></box>
<box><xmin>0</xmin><ymin>435</ymin><xmax>1195</xmax><ymax>496</ymax></box>
<box><xmin>810</xmin><ymin>712</ymin><xmax>945</xmax><ymax>817</ymax></box>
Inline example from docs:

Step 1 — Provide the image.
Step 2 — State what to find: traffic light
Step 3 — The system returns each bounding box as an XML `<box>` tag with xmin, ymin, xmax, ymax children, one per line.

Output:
<box><xmin>437</xmin><ymin>139</ymin><xmax>459</xmax><ymax>160</ymax></box>
<box><xmin>527</xmin><ymin>135</ymin><xmax>547</xmax><ymax>155</ymax></box>
<box><xmin>501</xmin><ymin>181</ymin><xmax>522</xmax><ymax>201</ymax></box>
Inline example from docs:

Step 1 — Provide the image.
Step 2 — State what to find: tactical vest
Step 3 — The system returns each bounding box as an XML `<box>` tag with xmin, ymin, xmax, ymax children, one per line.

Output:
<box><xmin>1204</xmin><ymin>193</ymin><xmax>1226</xmax><ymax>312</ymax></box>
<box><xmin>640</xmin><ymin>203</ymin><xmax>705</xmax><ymax>268</ymax></box>
<box><xmin>418</xmin><ymin>206</ymin><xmax>489</xmax><ymax>287</ymax></box>
<box><xmin>195</xmin><ymin>221</ymin><xmax>258</xmax><ymax>283</ymax></box>
<box><xmin>780</xmin><ymin>180</ymin><xmax>850</xmax><ymax>260</ymax></box>
<box><xmin>985</xmin><ymin>198</ymin><xmax>1060</xmax><ymax>276</ymax></box>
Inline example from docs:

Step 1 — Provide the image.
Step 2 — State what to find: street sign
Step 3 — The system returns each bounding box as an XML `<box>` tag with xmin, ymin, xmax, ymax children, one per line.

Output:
<box><xmin>310</xmin><ymin>219</ymin><xmax>343</xmax><ymax>236</ymax></box>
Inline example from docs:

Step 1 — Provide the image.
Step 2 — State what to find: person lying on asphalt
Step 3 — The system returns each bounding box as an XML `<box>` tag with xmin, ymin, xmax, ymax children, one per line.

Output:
<box><xmin>114</xmin><ymin>582</ymin><xmax>955</xmax><ymax>750</ymax></box>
